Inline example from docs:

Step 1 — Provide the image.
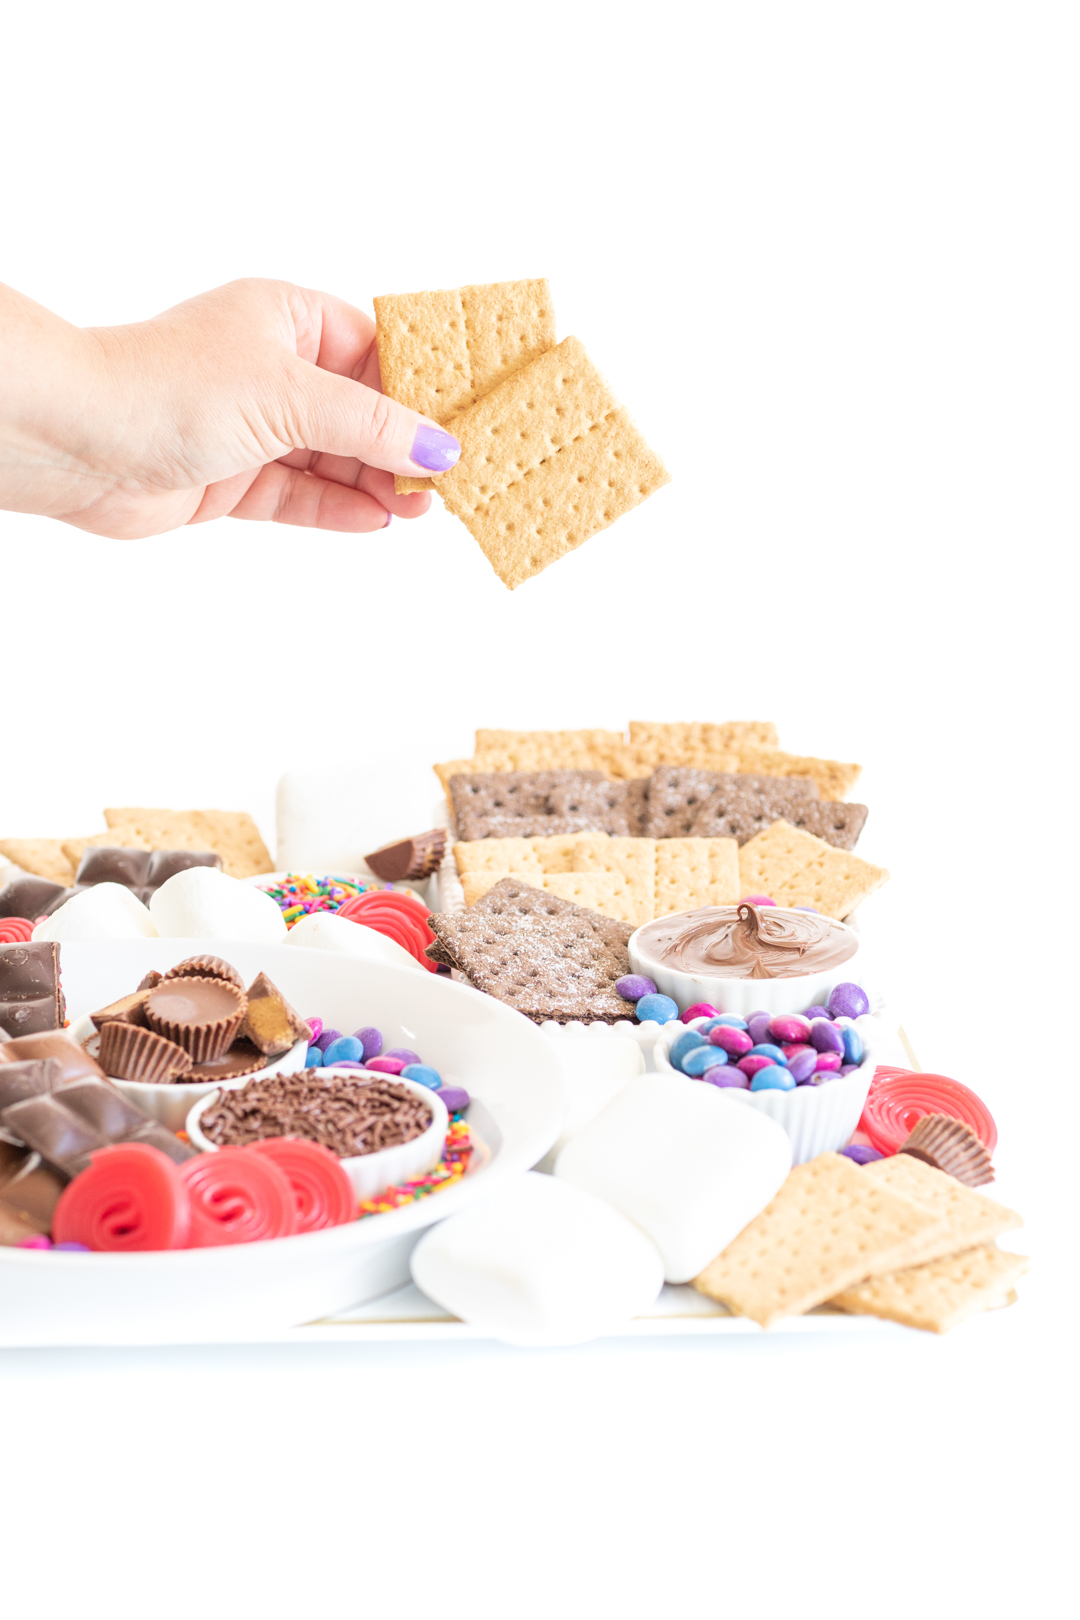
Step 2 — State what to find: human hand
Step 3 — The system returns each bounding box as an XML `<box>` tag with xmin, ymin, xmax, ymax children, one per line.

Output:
<box><xmin>0</xmin><ymin>278</ymin><xmax>461</xmax><ymax>539</ymax></box>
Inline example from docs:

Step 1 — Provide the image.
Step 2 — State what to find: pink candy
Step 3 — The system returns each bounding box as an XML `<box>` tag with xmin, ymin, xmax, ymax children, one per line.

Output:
<box><xmin>814</xmin><ymin>1052</ymin><xmax>842</xmax><ymax>1073</ymax></box>
<box><xmin>710</xmin><ymin>1025</ymin><xmax>753</xmax><ymax>1056</ymax></box>
<box><xmin>737</xmin><ymin>1053</ymin><xmax>775</xmax><ymax>1079</ymax></box>
<box><xmin>684</xmin><ymin>1002</ymin><xmax>719</xmax><ymax>1021</ymax></box>
<box><xmin>740</xmin><ymin>895</ymin><xmax>776</xmax><ymax>907</ymax></box>
<box><xmin>365</xmin><ymin>1056</ymin><xmax>407</xmax><ymax>1075</ymax></box>
<box><xmin>768</xmin><ymin>1013</ymin><xmax>811</xmax><ymax>1044</ymax></box>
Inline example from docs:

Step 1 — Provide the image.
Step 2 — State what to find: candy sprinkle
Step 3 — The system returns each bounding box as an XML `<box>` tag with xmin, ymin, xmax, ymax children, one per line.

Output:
<box><xmin>261</xmin><ymin>874</ymin><xmax>375</xmax><ymax>926</ymax></box>
<box><xmin>355</xmin><ymin>1117</ymin><xmax>474</xmax><ymax>1218</ymax></box>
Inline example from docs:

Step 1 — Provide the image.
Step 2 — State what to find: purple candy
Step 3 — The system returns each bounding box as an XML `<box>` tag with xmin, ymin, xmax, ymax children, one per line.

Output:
<box><xmin>709</xmin><ymin>1025</ymin><xmax>753</xmax><ymax>1056</ymax></box>
<box><xmin>330</xmin><ymin>1060</ymin><xmax>367</xmax><ymax>1070</ymax></box>
<box><xmin>746</xmin><ymin>1012</ymin><xmax>772</xmax><ymax>1045</ymax></box>
<box><xmin>53</xmin><ymin>1241</ymin><xmax>91</xmax><ymax>1251</ymax></box>
<box><xmin>439</xmin><ymin>1086</ymin><xmax>471</xmax><ymax>1112</ymax></box>
<box><xmin>809</xmin><ymin>1018</ymin><xmax>845</xmax><ymax>1055</ymax></box>
<box><xmin>615</xmin><ymin>974</ymin><xmax>656</xmax><ymax>1001</ymax></box>
<box><xmin>788</xmin><ymin>1050</ymin><xmax>818</xmax><ymax>1084</ymax></box>
<box><xmin>827</xmin><ymin>982</ymin><xmax>870</xmax><ymax>1020</ymax></box>
<box><xmin>305</xmin><ymin>1017</ymin><xmax>323</xmax><ymax>1041</ymax></box>
<box><xmin>385</xmin><ymin>1048</ymin><xmax>420</xmax><ymax>1066</ymax></box>
<box><xmin>839</xmin><ymin>1063</ymin><xmax>860</xmax><ymax>1077</ymax></box>
<box><xmin>802</xmin><ymin>1004</ymin><xmax>830</xmax><ymax>1022</ymax></box>
<box><xmin>701</xmin><ymin>1067</ymin><xmax>751</xmax><ymax>1089</ymax></box>
<box><xmin>354</xmin><ymin>1026</ymin><xmax>383</xmax><ymax>1060</ymax></box>
<box><xmin>313</xmin><ymin>1028</ymin><xmax>342</xmax><ymax>1052</ymax></box>
<box><xmin>840</xmin><ymin>1144</ymin><xmax>884</xmax><ymax>1165</ymax></box>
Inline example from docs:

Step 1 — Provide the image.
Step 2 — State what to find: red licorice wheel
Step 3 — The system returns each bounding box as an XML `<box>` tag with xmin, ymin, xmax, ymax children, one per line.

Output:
<box><xmin>181</xmin><ymin>1148</ymin><xmax>298</xmax><ymax>1246</ymax></box>
<box><xmin>53</xmin><ymin>1143</ymin><xmax>192</xmax><ymax>1252</ymax></box>
<box><xmin>860</xmin><ymin>1070</ymin><xmax>998</xmax><ymax>1156</ymax></box>
<box><xmin>247</xmin><ymin>1137</ymin><xmax>355</xmax><ymax>1232</ymax></box>
<box><xmin>337</xmin><ymin>891</ymin><xmax>438</xmax><ymax>972</ymax></box>
<box><xmin>0</xmin><ymin>917</ymin><xmax>34</xmax><ymax>943</ymax></box>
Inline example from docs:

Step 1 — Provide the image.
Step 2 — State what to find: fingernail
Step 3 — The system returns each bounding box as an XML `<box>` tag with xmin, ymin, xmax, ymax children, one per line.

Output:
<box><xmin>383</xmin><ymin>509</ymin><xmax>393</xmax><ymax>528</ymax></box>
<box><xmin>410</xmin><ymin>423</ymin><xmax>461</xmax><ymax>473</ymax></box>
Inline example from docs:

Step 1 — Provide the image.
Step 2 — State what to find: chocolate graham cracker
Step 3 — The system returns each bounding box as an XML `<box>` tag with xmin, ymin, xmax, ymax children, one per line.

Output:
<box><xmin>426</xmin><ymin>878</ymin><xmax>634</xmax><ymax>1022</ymax></box>
<box><xmin>449</xmin><ymin>770</ymin><xmax>633</xmax><ymax>841</ymax></box>
<box><xmin>644</xmin><ymin>768</ymin><xmax>817</xmax><ymax>841</ymax></box>
<box><xmin>737</xmin><ymin>820</ymin><xmax>888</xmax><ymax>918</ymax></box>
<box><xmin>417</xmin><ymin>337</ymin><xmax>670</xmax><ymax>589</ymax></box>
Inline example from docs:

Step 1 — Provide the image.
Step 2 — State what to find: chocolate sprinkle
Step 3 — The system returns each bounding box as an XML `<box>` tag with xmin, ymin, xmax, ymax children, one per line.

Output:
<box><xmin>198</xmin><ymin>1071</ymin><xmax>433</xmax><ymax>1159</ymax></box>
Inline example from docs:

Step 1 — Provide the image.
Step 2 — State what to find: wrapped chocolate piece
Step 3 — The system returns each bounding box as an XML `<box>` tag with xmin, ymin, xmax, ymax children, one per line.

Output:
<box><xmin>365</xmin><ymin>830</ymin><xmax>447</xmax><ymax>882</ymax></box>
<box><xmin>98</xmin><ymin>1022</ymin><xmax>193</xmax><ymax>1083</ymax></box>
<box><xmin>0</xmin><ymin>871</ymin><xmax>71</xmax><ymax>921</ymax></box>
<box><xmin>0</xmin><ymin>1031</ymin><xmax>106</xmax><ymax>1084</ymax></box>
<box><xmin>0</xmin><ymin>941</ymin><xmax>65</xmax><ymax>1038</ymax></box>
<box><xmin>898</xmin><ymin>1113</ymin><xmax>995</xmax><ymax>1188</ymax></box>
<box><xmin>0</xmin><ymin>1078</ymin><xmax>196</xmax><ymax>1176</ymax></box>
<box><xmin>239</xmin><ymin>971</ymin><xmax>310</xmax><ymax>1059</ymax></box>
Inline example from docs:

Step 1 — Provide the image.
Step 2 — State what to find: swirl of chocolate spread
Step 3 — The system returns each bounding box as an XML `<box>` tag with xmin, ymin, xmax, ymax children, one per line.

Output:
<box><xmin>635</xmin><ymin>904</ymin><xmax>858</xmax><ymax>980</ymax></box>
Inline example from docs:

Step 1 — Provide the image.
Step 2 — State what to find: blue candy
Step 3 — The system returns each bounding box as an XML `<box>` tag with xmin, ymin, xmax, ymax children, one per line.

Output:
<box><xmin>402</xmin><ymin>1063</ymin><xmax>443</xmax><ymax>1090</ymax></box>
<box><xmin>682</xmin><ymin>1045</ymin><xmax>728</xmax><ymax>1075</ymax></box>
<box><xmin>668</xmin><ymin>1029</ymin><xmax>709</xmax><ymax>1070</ymax></box>
<box><xmin>323</xmin><ymin>1035</ymin><xmax>364</xmax><ymax>1065</ymax></box>
<box><xmin>840</xmin><ymin>1025</ymin><xmax>864</xmax><ymax>1066</ymax></box>
<box><xmin>636</xmin><ymin>993</ymin><xmax>679</xmax><ymax>1025</ymax></box>
<box><xmin>748</xmin><ymin>1042</ymin><xmax>789</xmax><ymax>1067</ymax></box>
<box><xmin>713</xmin><ymin>1015</ymin><xmax>749</xmax><ymax>1030</ymax></box>
<box><xmin>750</xmin><ymin>1064</ymin><xmax>796</xmax><ymax>1091</ymax></box>
<box><xmin>306</xmin><ymin>1045</ymin><xmax>325</xmax><ymax>1067</ymax></box>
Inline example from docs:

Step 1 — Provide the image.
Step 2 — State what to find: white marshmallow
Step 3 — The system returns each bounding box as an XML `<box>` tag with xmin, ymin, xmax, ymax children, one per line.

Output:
<box><xmin>285</xmin><ymin>910</ymin><xmax>422</xmax><ymax>972</ymax></box>
<box><xmin>276</xmin><ymin>766</ymin><xmax>432</xmax><ymax>874</ymax></box>
<box><xmin>555</xmin><ymin>1075</ymin><xmax>792</xmax><ymax>1284</ymax></box>
<box><xmin>149</xmin><ymin>867</ymin><xmax>287</xmax><ymax>942</ymax></box>
<box><xmin>410</xmin><ymin>1172</ymin><xmax>664</xmax><ymax>1347</ymax></box>
<box><xmin>537</xmin><ymin>1031</ymin><xmax>645</xmax><ymax>1168</ymax></box>
<box><xmin>32</xmin><ymin>883</ymin><xmax>158</xmax><ymax>942</ymax></box>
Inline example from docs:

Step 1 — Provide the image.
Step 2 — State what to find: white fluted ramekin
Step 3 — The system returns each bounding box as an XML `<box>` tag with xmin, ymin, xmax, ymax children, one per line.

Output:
<box><xmin>628</xmin><ymin>907</ymin><xmax>865</xmax><ymax>1019</ymax></box>
<box><xmin>185</xmin><ymin>1067</ymin><xmax>449</xmax><ymax>1200</ymax></box>
<box><xmin>653</xmin><ymin>1014</ymin><xmax>876</xmax><ymax>1164</ymax></box>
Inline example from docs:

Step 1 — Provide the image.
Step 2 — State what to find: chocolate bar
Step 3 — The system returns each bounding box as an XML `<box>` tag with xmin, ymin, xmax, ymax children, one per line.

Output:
<box><xmin>0</xmin><ymin>1031</ymin><xmax>105</xmax><ymax>1084</ymax></box>
<box><xmin>75</xmin><ymin>846</ymin><xmax>153</xmax><ymax>887</ymax></box>
<box><xmin>0</xmin><ymin>870</ymin><xmax>71</xmax><ymax>921</ymax></box>
<box><xmin>0</xmin><ymin>941</ymin><xmax>65</xmax><ymax>1038</ymax></box>
<box><xmin>0</xmin><ymin>1057</ymin><xmax>65</xmax><ymax>1112</ymax></box>
<box><xmin>0</xmin><ymin>1078</ymin><xmax>196</xmax><ymax>1177</ymax></box>
<box><xmin>0</xmin><ymin>1140</ymin><xmax>66</xmax><ymax>1243</ymax></box>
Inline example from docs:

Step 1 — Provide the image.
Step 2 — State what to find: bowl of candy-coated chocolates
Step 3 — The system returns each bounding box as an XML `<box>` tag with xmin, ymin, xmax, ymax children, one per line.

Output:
<box><xmin>651</xmin><ymin>998</ymin><xmax>876</xmax><ymax>1165</ymax></box>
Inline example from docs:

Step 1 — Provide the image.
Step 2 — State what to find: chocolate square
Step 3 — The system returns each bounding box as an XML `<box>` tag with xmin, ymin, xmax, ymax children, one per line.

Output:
<box><xmin>0</xmin><ymin>1078</ymin><xmax>196</xmax><ymax>1176</ymax></box>
<box><xmin>0</xmin><ymin>941</ymin><xmax>65</xmax><ymax>1038</ymax></box>
<box><xmin>144</xmin><ymin>849</ymin><xmax>222</xmax><ymax>887</ymax></box>
<box><xmin>0</xmin><ymin>872</ymin><xmax>71</xmax><ymax>921</ymax></box>
<box><xmin>75</xmin><ymin>847</ymin><xmax>153</xmax><ymax>887</ymax></box>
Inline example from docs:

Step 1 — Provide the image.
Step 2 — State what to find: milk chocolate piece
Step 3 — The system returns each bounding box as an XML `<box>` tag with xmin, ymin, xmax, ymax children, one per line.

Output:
<box><xmin>75</xmin><ymin>847</ymin><xmax>153</xmax><ymax>887</ymax></box>
<box><xmin>98</xmin><ymin>1022</ymin><xmax>193</xmax><ymax>1083</ymax></box>
<box><xmin>89</xmin><ymin>989</ymin><xmax>152</xmax><ymax>1031</ymax></box>
<box><xmin>0</xmin><ymin>1058</ymin><xmax>65</xmax><ymax>1112</ymax></box>
<box><xmin>145</xmin><ymin>849</ymin><xmax>222</xmax><ymax>886</ymax></box>
<box><xmin>0</xmin><ymin>1140</ymin><xmax>66</xmax><ymax>1240</ymax></box>
<box><xmin>240</xmin><ymin>972</ymin><xmax>310</xmax><ymax>1059</ymax></box>
<box><xmin>0</xmin><ymin>871</ymin><xmax>70</xmax><ymax>921</ymax></box>
<box><xmin>0</xmin><ymin>1031</ymin><xmax>106</xmax><ymax>1084</ymax></box>
<box><xmin>0</xmin><ymin>1078</ymin><xmax>195</xmax><ymax>1177</ymax></box>
<box><xmin>137</xmin><ymin>970</ymin><xmax>164</xmax><ymax>992</ymax></box>
<box><xmin>0</xmin><ymin>941</ymin><xmax>65</xmax><ymax>1038</ymax></box>
<box><xmin>365</xmin><ymin>830</ymin><xmax>447</xmax><ymax>881</ymax></box>
<box><xmin>162</xmin><ymin>955</ymin><xmax>245</xmax><ymax>991</ymax></box>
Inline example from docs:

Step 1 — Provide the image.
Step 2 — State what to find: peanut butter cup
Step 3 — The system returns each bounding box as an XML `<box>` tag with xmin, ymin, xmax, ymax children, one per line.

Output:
<box><xmin>98</xmin><ymin>1021</ymin><xmax>194</xmax><ymax>1084</ymax></box>
<box><xmin>161</xmin><ymin>955</ymin><xmax>245</xmax><ymax>991</ymax></box>
<box><xmin>898</xmin><ymin>1114</ymin><xmax>995</xmax><ymax>1188</ymax></box>
<box><xmin>144</xmin><ymin>975</ymin><xmax>247</xmax><ymax>1063</ymax></box>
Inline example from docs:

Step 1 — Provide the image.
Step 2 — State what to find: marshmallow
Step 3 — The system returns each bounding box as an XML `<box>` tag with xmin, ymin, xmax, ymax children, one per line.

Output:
<box><xmin>285</xmin><ymin>911</ymin><xmax>422</xmax><ymax>972</ymax></box>
<box><xmin>32</xmin><ymin>883</ymin><xmax>158</xmax><ymax>942</ymax></box>
<box><xmin>538</xmin><ymin>1031</ymin><xmax>645</xmax><ymax>1167</ymax></box>
<box><xmin>410</xmin><ymin>1172</ymin><xmax>664</xmax><ymax>1346</ymax></box>
<box><xmin>555</xmin><ymin>1075</ymin><xmax>792</xmax><ymax>1284</ymax></box>
<box><xmin>276</xmin><ymin>767</ymin><xmax>432</xmax><ymax>874</ymax></box>
<box><xmin>149</xmin><ymin>867</ymin><xmax>287</xmax><ymax>943</ymax></box>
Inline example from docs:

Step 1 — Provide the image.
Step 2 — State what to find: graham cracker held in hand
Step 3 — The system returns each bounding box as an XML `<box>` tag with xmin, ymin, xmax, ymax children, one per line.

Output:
<box><xmin>737</xmin><ymin>820</ymin><xmax>888</xmax><ymax>918</ymax></box>
<box><xmin>691</xmin><ymin>1153</ymin><xmax>946</xmax><ymax>1328</ymax></box>
<box><xmin>0</xmin><ymin>840</ymin><xmax>77</xmax><ymax>886</ymax></box>
<box><xmin>376</xmin><ymin>279</ymin><xmax>555</xmax><ymax>492</ymax></box>
<box><xmin>420</xmin><ymin>336</ymin><xmax>670</xmax><ymax>589</ymax></box>
<box><xmin>103</xmin><ymin>809</ymin><xmax>273</xmax><ymax>880</ymax></box>
<box><xmin>861</xmin><ymin>1153</ymin><xmax>1022</xmax><ymax>1265</ymax></box>
<box><xmin>829</xmin><ymin>1244</ymin><xmax>1029</xmax><ymax>1334</ymax></box>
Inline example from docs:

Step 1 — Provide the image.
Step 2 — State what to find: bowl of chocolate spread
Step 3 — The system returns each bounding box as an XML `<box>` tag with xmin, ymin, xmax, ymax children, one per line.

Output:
<box><xmin>629</xmin><ymin>903</ymin><xmax>864</xmax><ymax>1018</ymax></box>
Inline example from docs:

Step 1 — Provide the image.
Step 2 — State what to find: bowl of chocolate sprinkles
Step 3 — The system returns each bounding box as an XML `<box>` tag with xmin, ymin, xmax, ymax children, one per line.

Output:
<box><xmin>187</xmin><ymin>1067</ymin><xmax>450</xmax><ymax>1201</ymax></box>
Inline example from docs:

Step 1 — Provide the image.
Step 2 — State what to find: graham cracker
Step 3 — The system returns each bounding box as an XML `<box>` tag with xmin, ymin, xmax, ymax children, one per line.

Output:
<box><xmin>830</xmin><ymin>1244</ymin><xmax>1030</xmax><ymax>1334</ymax></box>
<box><xmin>654</xmin><ymin>837</ymin><xmax>740</xmax><ymax>914</ymax></box>
<box><xmin>421</xmin><ymin>336</ymin><xmax>670</xmax><ymax>589</ymax></box>
<box><xmin>461</xmin><ymin>872</ymin><xmax>506</xmax><ymax>906</ymax></box>
<box><xmin>0</xmin><ymin>840</ymin><xmax>77</xmax><ymax>886</ymax></box>
<box><xmin>734</xmin><ymin>747</ymin><xmax>862</xmax><ymax>802</ymax></box>
<box><xmin>453</xmin><ymin>838</ymin><xmax>543</xmax><ymax>878</ymax></box>
<box><xmin>861</xmin><ymin>1153</ymin><xmax>1022</xmax><ymax>1266</ymax></box>
<box><xmin>691</xmin><ymin>1153</ymin><xmax>946</xmax><ymax>1328</ymax></box>
<box><xmin>628</xmin><ymin>721</ymin><xmax>779</xmax><ymax>757</ymax></box>
<box><xmin>643</xmin><ymin>767</ymin><xmax>728</xmax><ymax>839</ymax></box>
<box><xmin>464</xmin><ymin>874</ymin><xmax>630</xmax><ymax>940</ymax></box>
<box><xmin>540</xmin><ymin>872</ymin><xmax>630</xmax><ymax>920</ymax></box>
<box><xmin>568</xmin><ymin>835</ymin><xmax>655</xmax><ymax>924</ymax></box>
<box><xmin>475</xmin><ymin>728</ymin><xmax>624</xmax><ymax>756</ymax></box>
<box><xmin>102</xmin><ymin>809</ymin><xmax>273</xmax><ymax>880</ymax></box>
<box><xmin>530</xmin><ymin>832</ymin><xmax>612</xmax><ymax>873</ymax></box>
<box><xmin>737</xmin><ymin>820</ymin><xmax>888</xmax><ymax>918</ymax></box>
<box><xmin>695</xmin><ymin>795</ymin><xmax>868</xmax><ymax>852</ymax></box>
<box><xmin>450</xmin><ymin>770</ymin><xmax>632</xmax><ymax>840</ymax></box>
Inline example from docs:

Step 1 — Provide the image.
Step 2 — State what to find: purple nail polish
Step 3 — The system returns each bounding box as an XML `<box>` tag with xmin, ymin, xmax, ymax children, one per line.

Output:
<box><xmin>410</xmin><ymin>423</ymin><xmax>461</xmax><ymax>472</ymax></box>
<box><xmin>383</xmin><ymin>509</ymin><xmax>393</xmax><ymax>528</ymax></box>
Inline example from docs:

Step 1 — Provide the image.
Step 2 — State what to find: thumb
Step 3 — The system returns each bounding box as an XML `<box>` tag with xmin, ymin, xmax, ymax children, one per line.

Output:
<box><xmin>280</xmin><ymin>356</ymin><xmax>462</xmax><ymax>476</ymax></box>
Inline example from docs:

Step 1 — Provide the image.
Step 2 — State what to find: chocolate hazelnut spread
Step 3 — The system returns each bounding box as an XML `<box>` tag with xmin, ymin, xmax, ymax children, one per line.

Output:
<box><xmin>635</xmin><ymin>904</ymin><xmax>857</xmax><ymax>980</ymax></box>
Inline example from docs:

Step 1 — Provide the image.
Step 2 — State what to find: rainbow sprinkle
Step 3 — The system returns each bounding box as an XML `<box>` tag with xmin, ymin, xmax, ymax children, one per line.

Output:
<box><xmin>262</xmin><ymin>873</ymin><xmax>375</xmax><ymax>927</ymax></box>
<box><xmin>355</xmin><ymin>1116</ymin><xmax>474</xmax><ymax>1218</ymax></box>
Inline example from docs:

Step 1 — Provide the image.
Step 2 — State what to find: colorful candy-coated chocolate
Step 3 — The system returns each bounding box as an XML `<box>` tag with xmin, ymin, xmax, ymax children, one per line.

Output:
<box><xmin>385</xmin><ymin>1048</ymin><xmax>420</xmax><ymax>1066</ymax></box>
<box><xmin>840</xmin><ymin>1025</ymin><xmax>864</xmax><ymax>1065</ymax></box>
<box><xmin>793</xmin><ymin>906</ymin><xmax>819</xmax><ymax>913</ymax></box>
<box><xmin>402</xmin><ymin>1064</ymin><xmax>442</xmax><ymax>1089</ymax></box>
<box><xmin>331</xmin><ymin>1061</ymin><xmax>367</xmax><ymax>1070</ymax></box>
<box><xmin>748</xmin><ymin>1043</ymin><xmax>789</xmax><ymax>1066</ymax></box>
<box><xmin>714</xmin><ymin>1014</ymin><xmax>749</xmax><ymax>1030</ymax></box>
<box><xmin>694</xmin><ymin>1018</ymin><xmax>724</xmax><ymax>1033</ymax></box>
<box><xmin>683</xmin><ymin>1002</ymin><xmax>719</xmax><ymax>1022</ymax></box>
<box><xmin>746</xmin><ymin>1012</ymin><xmax>772</xmax><ymax>1045</ymax></box>
<box><xmin>305</xmin><ymin>1046</ymin><xmax>325</xmax><ymax>1067</ymax></box>
<box><xmin>809</xmin><ymin>1018</ymin><xmax>845</xmax><ymax>1055</ymax></box>
<box><xmin>788</xmin><ymin>1050</ymin><xmax>818</xmax><ymax>1084</ymax></box>
<box><xmin>439</xmin><ymin>1086</ymin><xmax>471</xmax><ymax>1113</ymax></box>
<box><xmin>828</xmin><ymin>983</ymin><xmax>870</xmax><ymax>1020</ymax></box>
<box><xmin>709</xmin><ymin>1025</ymin><xmax>753</xmax><ymax>1056</ymax></box>
<box><xmin>701</xmin><ymin>1068</ymin><xmax>750</xmax><ymax>1089</ymax></box>
<box><xmin>365</xmin><ymin>1056</ymin><xmax>407</xmax><ymax>1075</ymax></box>
<box><xmin>635</xmin><ymin>993</ymin><xmax>679</xmax><ymax>1024</ymax></box>
<box><xmin>354</xmin><ymin>1027</ymin><xmax>383</xmax><ymax>1060</ymax></box>
<box><xmin>322</xmin><ymin>1035</ymin><xmax>364</xmax><ymax>1066</ymax></box>
<box><xmin>53</xmin><ymin>1240</ymin><xmax>91</xmax><ymax>1251</ymax></box>
<box><xmin>17</xmin><ymin>1234</ymin><xmax>52</xmax><ymax>1249</ymax></box>
<box><xmin>802</xmin><ymin>1005</ymin><xmax>830</xmax><ymax>1022</ymax></box>
<box><xmin>682</xmin><ymin>1045</ymin><xmax>727</xmax><ymax>1075</ymax></box>
<box><xmin>767</xmin><ymin>1014</ymin><xmax>811</xmax><ymax>1044</ymax></box>
<box><xmin>304</xmin><ymin>1017</ymin><xmax>323</xmax><ymax>1041</ymax></box>
<box><xmin>839</xmin><ymin>1064</ymin><xmax>860</xmax><ymax>1077</ymax></box>
<box><xmin>751</xmin><ymin>1064</ymin><xmax>795</xmax><ymax>1091</ymax></box>
<box><xmin>668</xmin><ymin>1029</ymin><xmax>709</xmax><ymax>1070</ymax></box>
<box><xmin>780</xmin><ymin>1042</ymin><xmax>815</xmax><ymax>1060</ymax></box>
<box><xmin>840</xmin><ymin>1143</ymin><xmax>883</xmax><ymax>1165</ymax></box>
<box><xmin>740</xmin><ymin>895</ymin><xmax>776</xmax><ymax>906</ymax></box>
<box><xmin>737</xmin><ymin>1053</ymin><xmax>775</xmax><ymax>1078</ymax></box>
<box><xmin>814</xmin><ymin>1051</ymin><xmax>843</xmax><ymax>1073</ymax></box>
<box><xmin>313</xmin><ymin>1028</ymin><xmax>342</xmax><ymax>1052</ymax></box>
<box><xmin>615</xmin><ymin>974</ymin><xmax>656</xmax><ymax>1001</ymax></box>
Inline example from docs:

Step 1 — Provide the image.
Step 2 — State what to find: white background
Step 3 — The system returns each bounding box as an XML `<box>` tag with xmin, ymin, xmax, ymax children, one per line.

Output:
<box><xmin>1</xmin><ymin>2</ymin><xmax>1077</xmax><ymax>1616</ymax></box>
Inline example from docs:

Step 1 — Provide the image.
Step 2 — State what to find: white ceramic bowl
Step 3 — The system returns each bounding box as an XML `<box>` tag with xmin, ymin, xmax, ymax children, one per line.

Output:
<box><xmin>0</xmin><ymin>939</ymin><xmax>564</xmax><ymax>1347</ymax></box>
<box><xmin>628</xmin><ymin>906</ymin><xmax>865</xmax><ymax>1018</ymax></box>
<box><xmin>185</xmin><ymin>1067</ymin><xmax>449</xmax><ymax>1201</ymax></box>
<box><xmin>67</xmin><ymin>1013</ymin><xmax>311</xmax><ymax>1132</ymax></box>
<box><xmin>652</xmin><ymin>1013</ymin><xmax>877</xmax><ymax>1164</ymax></box>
